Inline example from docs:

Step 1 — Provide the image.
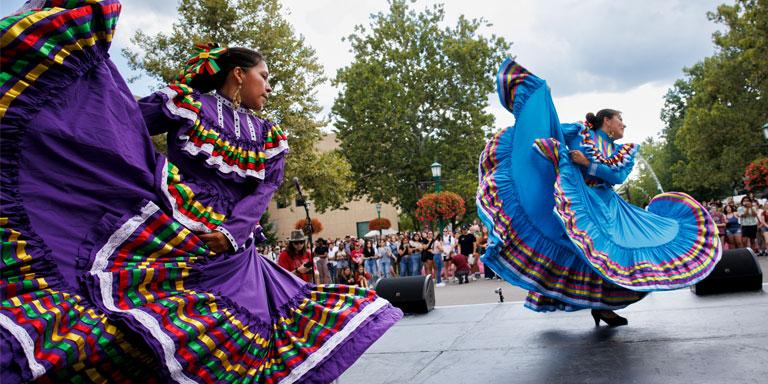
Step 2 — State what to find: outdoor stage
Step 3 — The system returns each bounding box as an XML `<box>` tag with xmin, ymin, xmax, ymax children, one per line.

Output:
<box><xmin>341</xmin><ymin>286</ymin><xmax>768</xmax><ymax>384</ymax></box>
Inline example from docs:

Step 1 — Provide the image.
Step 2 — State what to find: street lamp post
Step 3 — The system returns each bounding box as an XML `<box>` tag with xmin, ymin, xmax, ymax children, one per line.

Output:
<box><xmin>375</xmin><ymin>202</ymin><xmax>382</xmax><ymax>238</ymax></box>
<box><xmin>430</xmin><ymin>162</ymin><xmax>443</xmax><ymax>233</ymax></box>
<box><xmin>431</xmin><ymin>162</ymin><xmax>442</xmax><ymax>193</ymax></box>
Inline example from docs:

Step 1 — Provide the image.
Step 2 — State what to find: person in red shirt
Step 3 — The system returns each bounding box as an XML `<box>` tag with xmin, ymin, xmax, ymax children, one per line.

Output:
<box><xmin>278</xmin><ymin>230</ymin><xmax>313</xmax><ymax>283</ymax></box>
<box><xmin>451</xmin><ymin>253</ymin><xmax>471</xmax><ymax>284</ymax></box>
<box><xmin>349</xmin><ymin>241</ymin><xmax>364</xmax><ymax>270</ymax></box>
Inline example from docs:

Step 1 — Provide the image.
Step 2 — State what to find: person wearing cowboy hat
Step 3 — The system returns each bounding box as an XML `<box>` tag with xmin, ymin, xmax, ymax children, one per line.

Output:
<box><xmin>277</xmin><ymin>230</ymin><xmax>313</xmax><ymax>282</ymax></box>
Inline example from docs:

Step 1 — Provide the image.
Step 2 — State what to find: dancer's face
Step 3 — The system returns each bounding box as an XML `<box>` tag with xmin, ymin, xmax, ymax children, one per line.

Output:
<box><xmin>236</xmin><ymin>61</ymin><xmax>272</xmax><ymax>110</ymax></box>
<box><xmin>603</xmin><ymin>114</ymin><xmax>626</xmax><ymax>140</ymax></box>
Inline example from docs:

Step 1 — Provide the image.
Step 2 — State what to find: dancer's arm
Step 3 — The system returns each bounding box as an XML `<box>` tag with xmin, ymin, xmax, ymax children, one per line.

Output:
<box><xmin>216</xmin><ymin>154</ymin><xmax>286</xmax><ymax>252</ymax></box>
<box><xmin>138</xmin><ymin>90</ymin><xmax>190</xmax><ymax>136</ymax></box>
<box><xmin>570</xmin><ymin>150</ymin><xmax>634</xmax><ymax>185</ymax></box>
<box><xmin>586</xmin><ymin>160</ymin><xmax>635</xmax><ymax>185</ymax></box>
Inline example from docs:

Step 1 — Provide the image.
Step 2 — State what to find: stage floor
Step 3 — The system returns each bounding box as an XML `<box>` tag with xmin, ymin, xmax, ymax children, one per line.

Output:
<box><xmin>341</xmin><ymin>286</ymin><xmax>768</xmax><ymax>384</ymax></box>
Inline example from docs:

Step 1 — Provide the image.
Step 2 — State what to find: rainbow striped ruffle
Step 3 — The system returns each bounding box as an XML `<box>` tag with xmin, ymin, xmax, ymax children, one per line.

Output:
<box><xmin>496</xmin><ymin>58</ymin><xmax>545</xmax><ymax>118</ymax></box>
<box><xmin>156</xmin><ymin>84</ymin><xmax>289</xmax><ymax>181</ymax></box>
<box><xmin>160</xmin><ymin>160</ymin><xmax>227</xmax><ymax>233</ymax></box>
<box><xmin>577</xmin><ymin>124</ymin><xmax>638</xmax><ymax>169</ymax></box>
<box><xmin>477</xmin><ymin>59</ymin><xmax>721</xmax><ymax>313</ymax></box>
<box><xmin>1</xmin><ymin>218</ymin><xmax>159</xmax><ymax>383</ymax></box>
<box><xmin>0</xmin><ymin>0</ymin><xmax>119</xmax><ymax>119</ymax></box>
<box><xmin>81</xmin><ymin>201</ymin><xmax>401</xmax><ymax>383</ymax></box>
<box><xmin>478</xmin><ymin>132</ymin><xmax>646</xmax><ymax>311</ymax></box>
<box><xmin>541</xmin><ymin>138</ymin><xmax>722</xmax><ymax>291</ymax></box>
<box><xmin>1</xmin><ymin>1</ymin><xmax>161</xmax><ymax>381</ymax></box>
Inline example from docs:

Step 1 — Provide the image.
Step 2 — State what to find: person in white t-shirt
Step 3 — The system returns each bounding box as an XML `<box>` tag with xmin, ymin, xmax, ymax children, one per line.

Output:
<box><xmin>442</xmin><ymin>229</ymin><xmax>457</xmax><ymax>283</ymax></box>
<box><xmin>738</xmin><ymin>196</ymin><xmax>759</xmax><ymax>251</ymax></box>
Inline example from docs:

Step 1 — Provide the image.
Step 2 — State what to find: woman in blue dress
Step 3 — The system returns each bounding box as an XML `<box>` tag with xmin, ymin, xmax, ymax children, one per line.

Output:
<box><xmin>477</xmin><ymin>59</ymin><xmax>721</xmax><ymax>326</ymax></box>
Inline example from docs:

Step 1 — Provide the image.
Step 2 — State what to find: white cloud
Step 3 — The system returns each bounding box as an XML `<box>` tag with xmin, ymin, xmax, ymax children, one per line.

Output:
<box><xmin>552</xmin><ymin>82</ymin><xmax>670</xmax><ymax>143</ymax></box>
<box><xmin>2</xmin><ymin>0</ymin><xmax>726</xmax><ymax>141</ymax></box>
<box><xmin>280</xmin><ymin>0</ymin><xmax>722</xmax><ymax>140</ymax></box>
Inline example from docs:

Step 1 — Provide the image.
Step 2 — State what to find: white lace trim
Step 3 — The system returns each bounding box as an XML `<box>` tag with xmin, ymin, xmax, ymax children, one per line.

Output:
<box><xmin>264</xmin><ymin>138</ymin><xmax>290</xmax><ymax>159</ymax></box>
<box><xmin>176</xmin><ymin>139</ymin><xmax>267</xmax><ymax>179</ymax></box>
<box><xmin>246</xmin><ymin>115</ymin><xmax>258</xmax><ymax>141</ymax></box>
<box><xmin>214</xmin><ymin>92</ymin><xmax>251</xmax><ymax>139</ymax></box>
<box><xmin>88</xmin><ymin>201</ymin><xmax>198</xmax><ymax>384</ymax></box>
<box><xmin>159</xmin><ymin>87</ymin><xmax>288</xmax><ymax>178</ymax></box>
<box><xmin>158</xmin><ymin>87</ymin><xmax>198</xmax><ymax>121</ymax></box>
<box><xmin>279</xmin><ymin>298</ymin><xmax>390</xmax><ymax>384</ymax></box>
<box><xmin>234</xmin><ymin>111</ymin><xmax>241</xmax><ymax>139</ymax></box>
<box><xmin>216</xmin><ymin>226</ymin><xmax>239</xmax><ymax>252</ymax></box>
<box><xmin>160</xmin><ymin>159</ymin><xmax>212</xmax><ymax>233</ymax></box>
<box><xmin>216</xmin><ymin>95</ymin><xmax>225</xmax><ymax>130</ymax></box>
<box><xmin>213</xmin><ymin>91</ymin><xmax>254</xmax><ymax>115</ymax></box>
<box><xmin>0</xmin><ymin>312</ymin><xmax>47</xmax><ymax>379</ymax></box>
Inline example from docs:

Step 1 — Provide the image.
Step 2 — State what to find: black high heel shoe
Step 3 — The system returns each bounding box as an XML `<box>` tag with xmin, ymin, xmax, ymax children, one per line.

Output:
<box><xmin>591</xmin><ymin>310</ymin><xmax>628</xmax><ymax>327</ymax></box>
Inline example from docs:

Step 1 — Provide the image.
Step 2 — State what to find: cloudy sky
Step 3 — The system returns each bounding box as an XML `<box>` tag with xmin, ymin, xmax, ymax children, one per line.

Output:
<box><xmin>2</xmin><ymin>0</ymin><xmax>726</xmax><ymax>143</ymax></box>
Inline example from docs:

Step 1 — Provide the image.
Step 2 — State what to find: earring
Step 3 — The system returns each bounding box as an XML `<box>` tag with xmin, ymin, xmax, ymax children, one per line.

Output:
<box><xmin>232</xmin><ymin>83</ymin><xmax>242</xmax><ymax>109</ymax></box>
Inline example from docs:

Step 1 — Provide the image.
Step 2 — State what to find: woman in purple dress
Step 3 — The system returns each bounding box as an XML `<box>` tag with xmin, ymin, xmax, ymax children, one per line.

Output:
<box><xmin>0</xmin><ymin>1</ymin><xmax>401</xmax><ymax>383</ymax></box>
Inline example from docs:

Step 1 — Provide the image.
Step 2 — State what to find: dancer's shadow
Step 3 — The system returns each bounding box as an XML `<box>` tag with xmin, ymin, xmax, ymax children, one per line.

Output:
<box><xmin>525</xmin><ymin>328</ymin><xmax>638</xmax><ymax>384</ymax></box>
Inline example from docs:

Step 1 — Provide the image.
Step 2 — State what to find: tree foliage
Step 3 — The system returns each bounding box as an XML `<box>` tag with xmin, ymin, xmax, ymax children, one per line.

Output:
<box><xmin>123</xmin><ymin>0</ymin><xmax>353</xmax><ymax>211</ymax></box>
<box><xmin>621</xmin><ymin>138</ymin><xmax>667</xmax><ymax>207</ymax></box>
<box><xmin>259</xmin><ymin>209</ymin><xmax>278</xmax><ymax>245</ymax></box>
<box><xmin>662</xmin><ymin>0</ymin><xmax>767</xmax><ymax>199</ymax></box>
<box><xmin>332</xmin><ymin>0</ymin><xmax>511</xmax><ymax>220</ymax></box>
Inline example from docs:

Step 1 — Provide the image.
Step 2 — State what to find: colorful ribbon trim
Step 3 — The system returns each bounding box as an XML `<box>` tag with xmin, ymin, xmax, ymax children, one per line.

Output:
<box><xmin>578</xmin><ymin>125</ymin><xmax>638</xmax><ymax>169</ymax></box>
<box><xmin>176</xmin><ymin>43</ymin><xmax>227</xmax><ymax>85</ymax></box>
<box><xmin>158</xmin><ymin>84</ymin><xmax>288</xmax><ymax>180</ymax></box>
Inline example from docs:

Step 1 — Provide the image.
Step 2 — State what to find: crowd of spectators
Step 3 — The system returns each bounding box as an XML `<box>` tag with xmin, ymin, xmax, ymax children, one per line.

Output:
<box><xmin>706</xmin><ymin>192</ymin><xmax>768</xmax><ymax>256</ymax></box>
<box><xmin>260</xmin><ymin>220</ymin><xmax>497</xmax><ymax>287</ymax></box>
<box><xmin>263</xmin><ymin>194</ymin><xmax>766</xmax><ymax>287</ymax></box>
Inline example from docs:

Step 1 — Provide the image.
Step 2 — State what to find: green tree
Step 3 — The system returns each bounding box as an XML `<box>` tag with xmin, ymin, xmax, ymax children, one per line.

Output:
<box><xmin>622</xmin><ymin>138</ymin><xmax>667</xmax><ymax>207</ymax></box>
<box><xmin>656</xmin><ymin>78</ymin><xmax>693</xmax><ymax>193</ymax></box>
<box><xmin>668</xmin><ymin>0</ymin><xmax>768</xmax><ymax>199</ymax></box>
<box><xmin>332</xmin><ymin>0</ymin><xmax>511</xmax><ymax>221</ymax></box>
<box><xmin>123</xmin><ymin>0</ymin><xmax>353</xmax><ymax>212</ymax></box>
<box><xmin>259</xmin><ymin>209</ymin><xmax>277</xmax><ymax>245</ymax></box>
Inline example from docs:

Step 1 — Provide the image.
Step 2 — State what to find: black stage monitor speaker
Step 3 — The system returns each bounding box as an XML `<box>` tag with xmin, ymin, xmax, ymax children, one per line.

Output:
<box><xmin>375</xmin><ymin>275</ymin><xmax>435</xmax><ymax>314</ymax></box>
<box><xmin>692</xmin><ymin>248</ymin><xmax>763</xmax><ymax>295</ymax></box>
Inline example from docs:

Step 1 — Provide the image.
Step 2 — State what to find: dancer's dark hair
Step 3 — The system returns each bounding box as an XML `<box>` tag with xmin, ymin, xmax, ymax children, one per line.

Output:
<box><xmin>585</xmin><ymin>109</ymin><xmax>621</xmax><ymax>130</ymax></box>
<box><xmin>187</xmin><ymin>46</ymin><xmax>264</xmax><ymax>93</ymax></box>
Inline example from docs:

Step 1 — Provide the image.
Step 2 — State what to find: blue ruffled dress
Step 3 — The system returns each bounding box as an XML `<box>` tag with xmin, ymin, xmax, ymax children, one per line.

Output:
<box><xmin>477</xmin><ymin>59</ymin><xmax>722</xmax><ymax>312</ymax></box>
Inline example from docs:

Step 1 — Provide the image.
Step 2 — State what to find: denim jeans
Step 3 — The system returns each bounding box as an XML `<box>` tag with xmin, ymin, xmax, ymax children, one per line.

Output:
<box><xmin>432</xmin><ymin>253</ymin><xmax>443</xmax><ymax>283</ymax></box>
<box><xmin>379</xmin><ymin>257</ymin><xmax>392</xmax><ymax>278</ymax></box>
<box><xmin>411</xmin><ymin>252</ymin><xmax>422</xmax><ymax>276</ymax></box>
<box><xmin>399</xmin><ymin>255</ymin><xmax>411</xmax><ymax>277</ymax></box>
<box><xmin>364</xmin><ymin>258</ymin><xmax>378</xmax><ymax>281</ymax></box>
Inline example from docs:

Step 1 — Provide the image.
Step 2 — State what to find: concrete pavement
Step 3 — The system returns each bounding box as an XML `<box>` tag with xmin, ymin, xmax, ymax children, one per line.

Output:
<box><xmin>342</xmin><ymin>285</ymin><xmax>768</xmax><ymax>384</ymax></box>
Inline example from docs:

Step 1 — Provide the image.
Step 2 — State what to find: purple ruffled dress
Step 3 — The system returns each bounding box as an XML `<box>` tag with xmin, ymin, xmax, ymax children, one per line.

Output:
<box><xmin>0</xmin><ymin>1</ymin><xmax>401</xmax><ymax>383</ymax></box>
